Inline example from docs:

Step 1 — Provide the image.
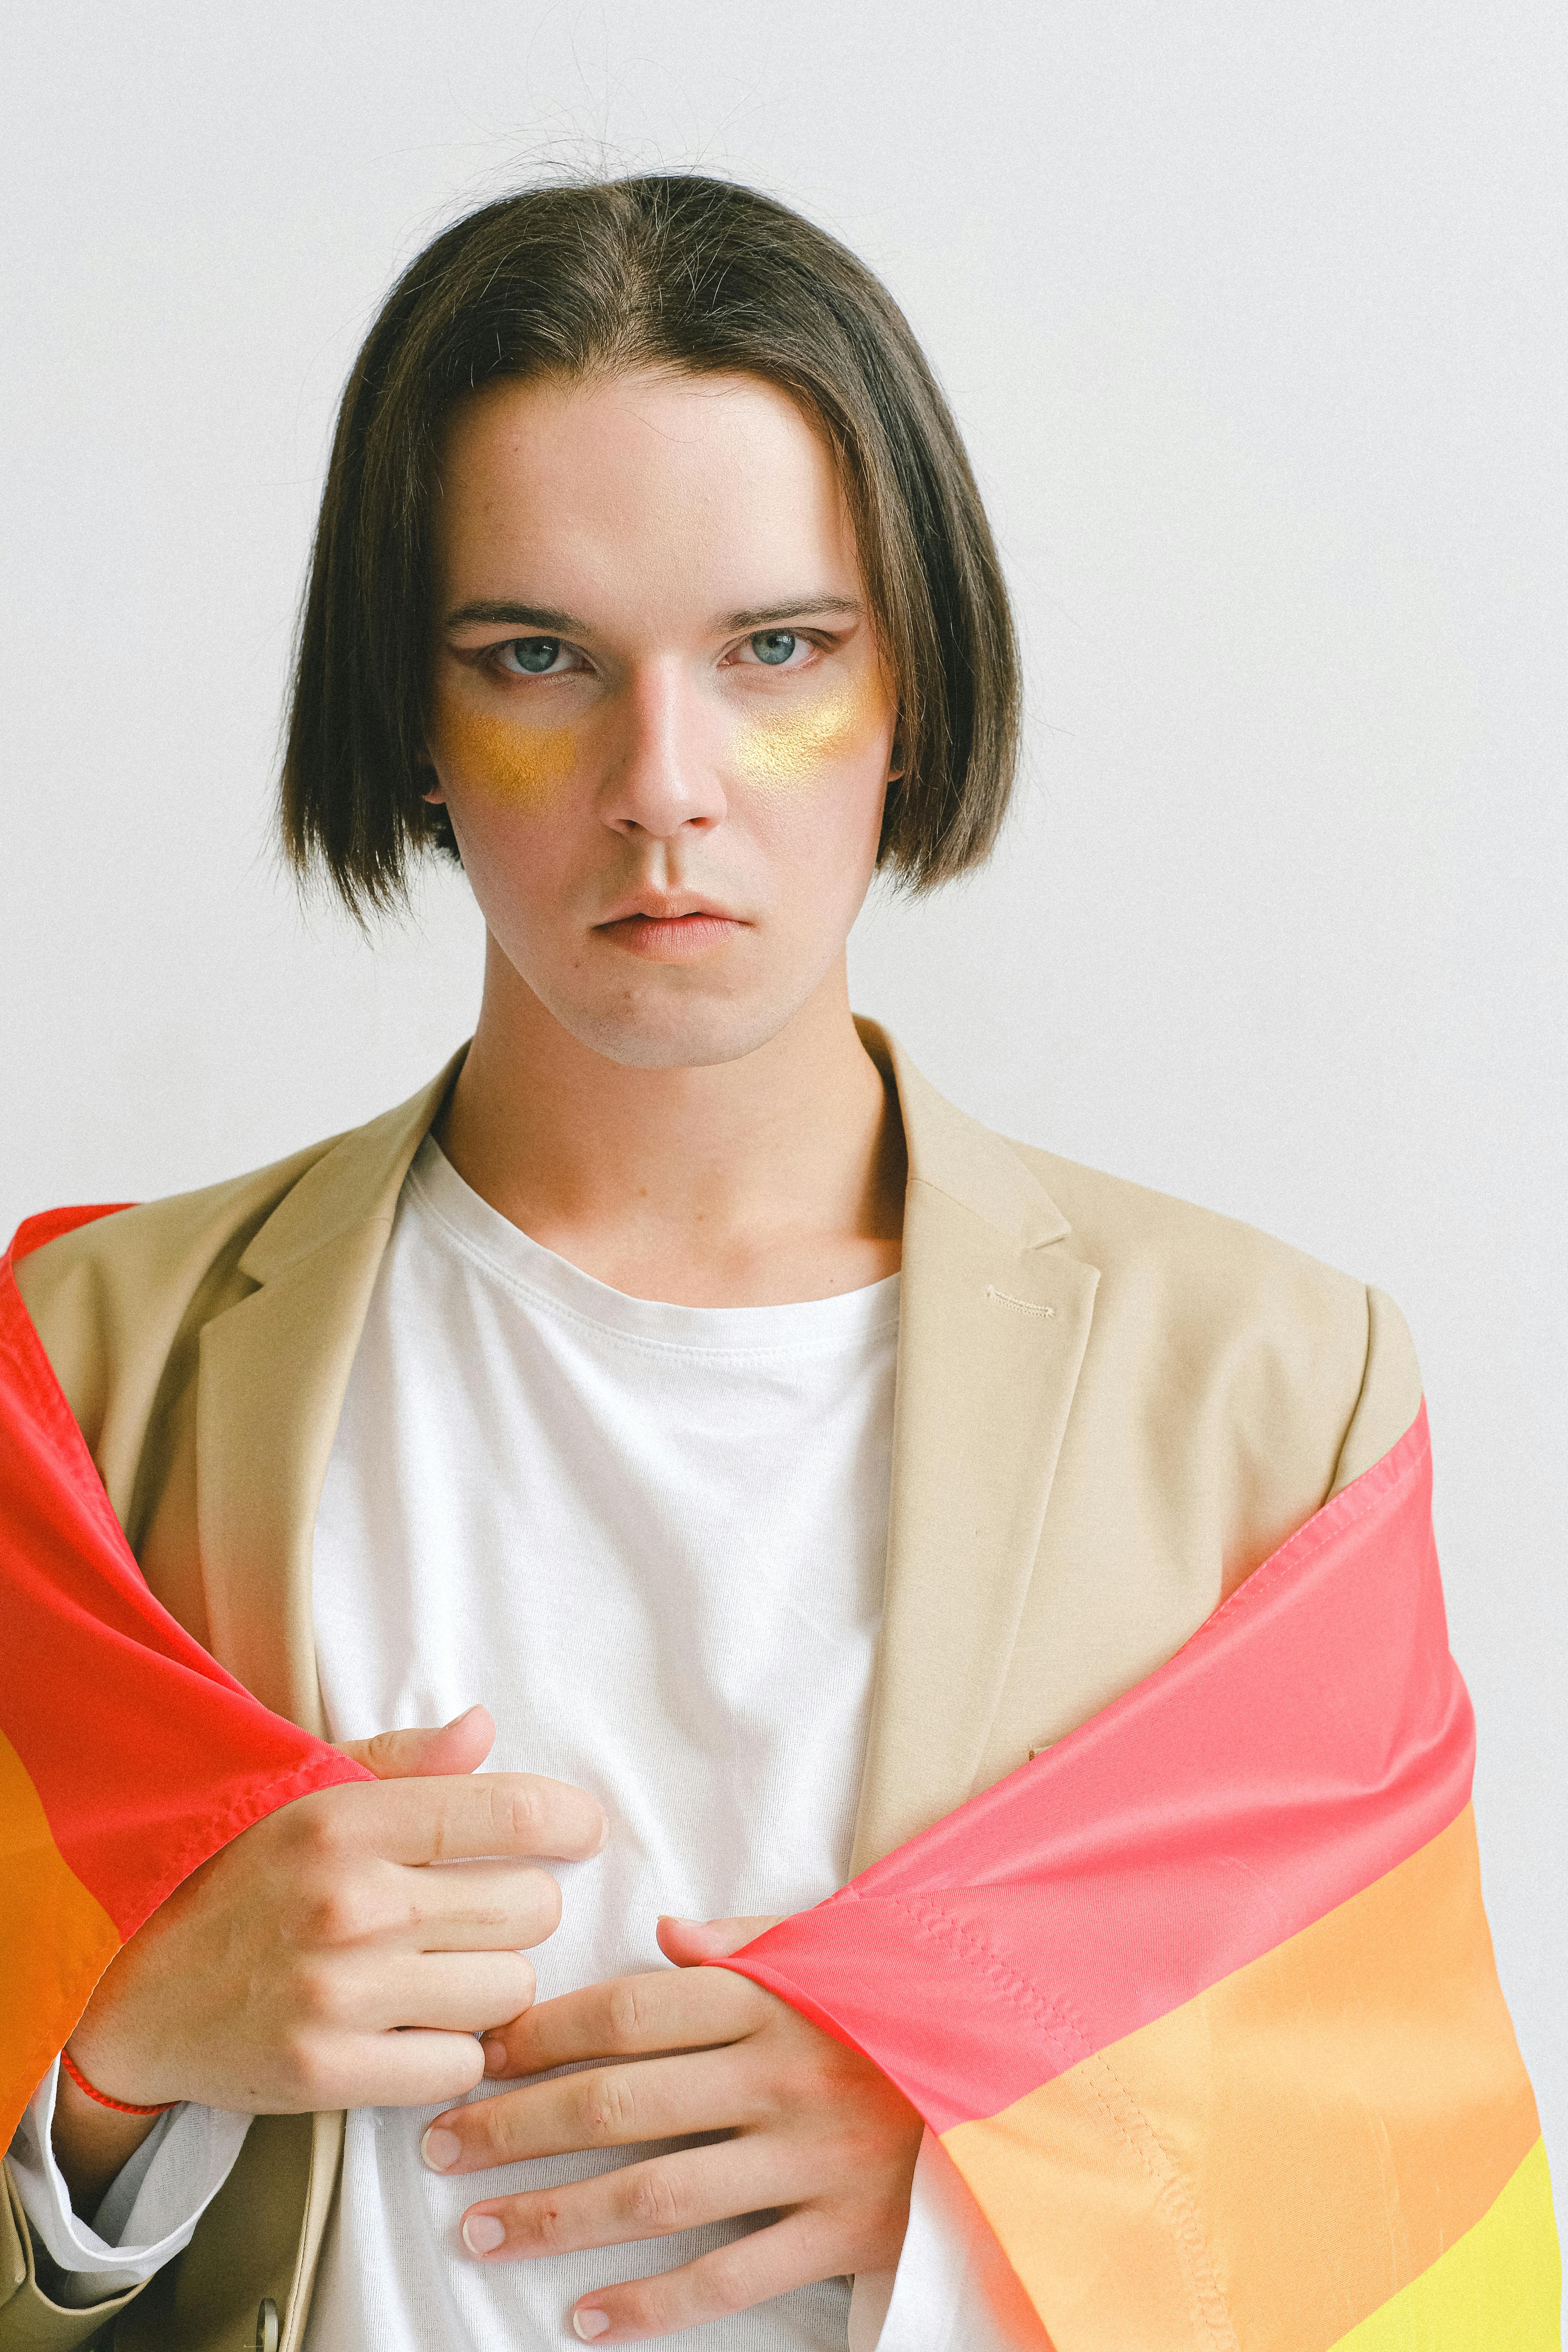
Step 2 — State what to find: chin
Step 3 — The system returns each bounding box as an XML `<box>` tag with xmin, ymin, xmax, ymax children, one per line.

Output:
<box><xmin>548</xmin><ymin>986</ymin><xmax>808</xmax><ymax>1073</ymax></box>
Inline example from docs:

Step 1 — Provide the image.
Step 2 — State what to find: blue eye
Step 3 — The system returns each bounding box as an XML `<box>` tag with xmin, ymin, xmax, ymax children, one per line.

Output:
<box><xmin>751</xmin><ymin>631</ymin><xmax>797</xmax><ymax>666</ymax></box>
<box><xmin>508</xmin><ymin>638</ymin><xmax>560</xmax><ymax>673</ymax></box>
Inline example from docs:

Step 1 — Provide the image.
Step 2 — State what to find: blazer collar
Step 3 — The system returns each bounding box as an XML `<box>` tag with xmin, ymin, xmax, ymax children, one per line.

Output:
<box><xmin>197</xmin><ymin>1027</ymin><xmax>1099</xmax><ymax>1858</ymax></box>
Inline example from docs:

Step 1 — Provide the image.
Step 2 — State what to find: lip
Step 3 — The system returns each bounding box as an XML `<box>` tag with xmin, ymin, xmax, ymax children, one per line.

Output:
<box><xmin>593</xmin><ymin>893</ymin><xmax>746</xmax><ymax>962</ymax></box>
<box><xmin>597</xmin><ymin>891</ymin><xmax>737</xmax><ymax>925</ymax></box>
<box><xmin>594</xmin><ymin>907</ymin><xmax>747</xmax><ymax>963</ymax></box>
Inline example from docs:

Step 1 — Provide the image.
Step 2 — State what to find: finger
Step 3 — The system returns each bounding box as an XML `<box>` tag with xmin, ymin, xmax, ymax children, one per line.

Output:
<box><xmin>337</xmin><ymin>1704</ymin><xmax>495</xmax><ymax>1779</ymax></box>
<box><xmin>325</xmin><ymin>1770</ymin><xmax>608</xmax><ymax>1865</ymax></box>
<box><xmin>427</xmin><ymin>2045</ymin><xmax>755</xmax><ymax>2172</ymax></box>
<box><xmin>457</xmin><ymin>2136</ymin><xmax>815</xmax><ymax>2263</ymax></box>
<box><xmin>480</xmin><ymin>1965</ymin><xmax>769</xmax><ymax>2080</ymax></box>
<box><xmin>656</xmin><ymin>1914</ymin><xmax>783</xmax><ymax>1966</ymax></box>
<box><xmin>367</xmin><ymin>1857</ymin><xmax>566</xmax><ymax>1953</ymax></box>
<box><xmin>301</xmin><ymin>2027</ymin><xmax>489</xmax><ymax>2113</ymax></box>
<box><xmin>562</xmin><ymin>2212</ymin><xmax>849</xmax><ymax>2340</ymax></box>
<box><xmin>347</xmin><ymin>1949</ymin><xmax>537</xmax><ymax>2035</ymax></box>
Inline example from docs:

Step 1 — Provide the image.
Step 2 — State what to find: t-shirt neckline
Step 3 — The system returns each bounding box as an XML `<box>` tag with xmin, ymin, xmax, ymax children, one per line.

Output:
<box><xmin>403</xmin><ymin>1136</ymin><xmax>901</xmax><ymax>1357</ymax></box>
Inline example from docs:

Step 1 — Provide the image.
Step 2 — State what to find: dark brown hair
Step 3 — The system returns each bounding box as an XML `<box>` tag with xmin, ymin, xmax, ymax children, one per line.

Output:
<box><xmin>281</xmin><ymin>173</ymin><xmax>1020</xmax><ymax>911</ymax></box>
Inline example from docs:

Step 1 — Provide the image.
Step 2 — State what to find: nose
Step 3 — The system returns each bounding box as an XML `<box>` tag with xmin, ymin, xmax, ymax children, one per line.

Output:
<box><xmin>597</xmin><ymin>661</ymin><xmax>728</xmax><ymax>844</ymax></box>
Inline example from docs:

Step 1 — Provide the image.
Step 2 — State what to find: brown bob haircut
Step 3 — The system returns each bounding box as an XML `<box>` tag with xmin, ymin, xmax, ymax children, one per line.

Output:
<box><xmin>282</xmin><ymin>173</ymin><xmax>1020</xmax><ymax>913</ymax></box>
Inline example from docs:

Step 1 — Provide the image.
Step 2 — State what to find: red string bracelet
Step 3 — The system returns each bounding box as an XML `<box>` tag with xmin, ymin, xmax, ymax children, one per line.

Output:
<box><xmin>59</xmin><ymin>2046</ymin><xmax>175</xmax><ymax>2118</ymax></box>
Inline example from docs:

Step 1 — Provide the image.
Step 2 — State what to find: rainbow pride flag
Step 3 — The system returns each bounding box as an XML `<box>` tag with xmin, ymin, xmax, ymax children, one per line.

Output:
<box><xmin>721</xmin><ymin>1404</ymin><xmax>1561</xmax><ymax>2345</ymax></box>
<box><xmin>3</xmin><ymin>1205</ymin><xmax>1560</xmax><ymax>2344</ymax></box>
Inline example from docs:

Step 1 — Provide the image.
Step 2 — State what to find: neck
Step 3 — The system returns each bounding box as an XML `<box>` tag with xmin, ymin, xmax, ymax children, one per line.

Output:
<box><xmin>435</xmin><ymin>942</ymin><xmax>906</xmax><ymax>1306</ymax></box>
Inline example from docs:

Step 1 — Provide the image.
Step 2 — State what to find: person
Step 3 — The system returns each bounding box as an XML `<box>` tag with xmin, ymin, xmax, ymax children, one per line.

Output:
<box><xmin>2</xmin><ymin>175</ymin><xmax>1424</xmax><ymax>2350</ymax></box>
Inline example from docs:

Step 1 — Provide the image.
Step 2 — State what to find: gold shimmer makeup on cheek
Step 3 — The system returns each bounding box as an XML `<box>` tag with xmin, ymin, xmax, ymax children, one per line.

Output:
<box><xmin>731</xmin><ymin>673</ymin><xmax>881</xmax><ymax>792</ymax></box>
<box><xmin>436</xmin><ymin>703</ymin><xmax>576</xmax><ymax>804</ymax></box>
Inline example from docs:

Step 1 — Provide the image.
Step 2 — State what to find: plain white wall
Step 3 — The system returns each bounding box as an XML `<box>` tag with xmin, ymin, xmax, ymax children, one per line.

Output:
<box><xmin>5</xmin><ymin>0</ymin><xmax>1564</xmax><ymax>2214</ymax></box>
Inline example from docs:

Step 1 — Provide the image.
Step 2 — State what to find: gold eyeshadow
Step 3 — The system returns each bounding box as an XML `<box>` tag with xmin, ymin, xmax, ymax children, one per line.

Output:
<box><xmin>435</xmin><ymin>703</ymin><xmax>576</xmax><ymax>804</ymax></box>
<box><xmin>731</xmin><ymin>673</ymin><xmax>881</xmax><ymax>791</ymax></box>
<box><xmin>434</xmin><ymin>669</ymin><xmax>884</xmax><ymax>803</ymax></box>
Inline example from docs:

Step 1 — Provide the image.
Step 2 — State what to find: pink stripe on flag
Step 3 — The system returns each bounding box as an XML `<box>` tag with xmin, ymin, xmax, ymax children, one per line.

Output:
<box><xmin>723</xmin><ymin>1405</ymin><xmax>1474</xmax><ymax>2132</ymax></box>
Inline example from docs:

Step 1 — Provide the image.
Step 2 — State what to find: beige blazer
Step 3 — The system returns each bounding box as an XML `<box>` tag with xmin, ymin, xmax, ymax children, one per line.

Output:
<box><xmin>1</xmin><ymin>1025</ymin><xmax>1422</xmax><ymax>2352</ymax></box>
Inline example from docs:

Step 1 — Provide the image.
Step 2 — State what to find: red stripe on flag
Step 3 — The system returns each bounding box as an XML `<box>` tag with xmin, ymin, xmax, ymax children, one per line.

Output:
<box><xmin>0</xmin><ymin>1210</ymin><xmax>370</xmax><ymax>1939</ymax></box>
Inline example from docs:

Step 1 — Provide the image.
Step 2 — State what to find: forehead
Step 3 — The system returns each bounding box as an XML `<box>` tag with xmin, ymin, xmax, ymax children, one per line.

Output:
<box><xmin>433</xmin><ymin>369</ymin><xmax>861</xmax><ymax>615</ymax></box>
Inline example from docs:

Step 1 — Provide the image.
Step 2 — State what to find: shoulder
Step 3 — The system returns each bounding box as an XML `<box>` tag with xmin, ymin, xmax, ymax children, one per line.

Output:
<box><xmin>1011</xmin><ymin>1134</ymin><xmax>1361</xmax><ymax>1323</ymax></box>
<box><xmin>1006</xmin><ymin>1136</ymin><xmax>1423</xmax><ymax>1496</ymax></box>
<box><xmin>12</xmin><ymin>1133</ymin><xmax>348</xmax><ymax>1468</ymax></box>
<box><xmin>14</xmin><ymin>1131</ymin><xmax>348</xmax><ymax>1342</ymax></box>
<box><xmin>11</xmin><ymin>1054</ymin><xmax>460</xmax><ymax>1478</ymax></box>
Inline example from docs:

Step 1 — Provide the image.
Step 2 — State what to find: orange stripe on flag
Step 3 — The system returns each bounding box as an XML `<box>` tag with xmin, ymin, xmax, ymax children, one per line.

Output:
<box><xmin>0</xmin><ymin>1727</ymin><xmax>120</xmax><ymax>2146</ymax></box>
<box><xmin>942</xmin><ymin>1807</ymin><xmax>1544</xmax><ymax>2352</ymax></box>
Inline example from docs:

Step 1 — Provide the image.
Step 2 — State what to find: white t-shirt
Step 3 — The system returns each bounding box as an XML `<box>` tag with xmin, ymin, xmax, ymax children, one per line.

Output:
<box><xmin>13</xmin><ymin>1138</ymin><xmax>1029</xmax><ymax>2349</ymax></box>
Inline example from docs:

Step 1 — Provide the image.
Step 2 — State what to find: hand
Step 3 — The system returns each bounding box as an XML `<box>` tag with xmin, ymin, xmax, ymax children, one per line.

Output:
<box><xmin>53</xmin><ymin>1707</ymin><xmax>604</xmax><ymax>2210</ymax></box>
<box><xmin>422</xmin><ymin>1912</ymin><xmax>923</xmax><ymax>2343</ymax></box>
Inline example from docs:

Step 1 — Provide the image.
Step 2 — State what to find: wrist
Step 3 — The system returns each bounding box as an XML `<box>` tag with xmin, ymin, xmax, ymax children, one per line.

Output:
<box><xmin>60</xmin><ymin>2044</ymin><xmax>176</xmax><ymax>2118</ymax></box>
<box><xmin>51</xmin><ymin>2062</ymin><xmax>166</xmax><ymax>2218</ymax></box>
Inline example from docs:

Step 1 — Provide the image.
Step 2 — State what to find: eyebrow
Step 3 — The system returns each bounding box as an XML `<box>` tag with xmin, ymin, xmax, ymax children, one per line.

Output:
<box><xmin>443</xmin><ymin>593</ymin><xmax>864</xmax><ymax>635</ymax></box>
<box><xmin>444</xmin><ymin>600</ymin><xmax>589</xmax><ymax>632</ymax></box>
<box><xmin>719</xmin><ymin>595</ymin><xmax>863</xmax><ymax>630</ymax></box>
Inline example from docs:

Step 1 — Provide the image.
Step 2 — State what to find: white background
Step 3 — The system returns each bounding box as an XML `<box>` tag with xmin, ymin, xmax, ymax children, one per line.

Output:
<box><xmin>4</xmin><ymin>0</ymin><xmax>1564</xmax><ymax>2226</ymax></box>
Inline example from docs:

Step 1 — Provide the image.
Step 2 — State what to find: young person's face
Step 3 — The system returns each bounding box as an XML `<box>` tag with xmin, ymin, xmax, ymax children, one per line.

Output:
<box><xmin>424</xmin><ymin>368</ymin><xmax>899</xmax><ymax>1069</ymax></box>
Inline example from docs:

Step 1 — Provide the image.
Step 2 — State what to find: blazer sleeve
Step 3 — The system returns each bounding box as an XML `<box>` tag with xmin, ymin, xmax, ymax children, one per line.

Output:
<box><xmin>1328</xmin><ymin>1286</ymin><xmax>1425</xmax><ymax>1498</ymax></box>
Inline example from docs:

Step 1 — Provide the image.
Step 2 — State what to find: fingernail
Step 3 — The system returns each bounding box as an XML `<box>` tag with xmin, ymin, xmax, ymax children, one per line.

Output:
<box><xmin>481</xmin><ymin>2037</ymin><xmax>508</xmax><ymax>2074</ymax></box>
<box><xmin>593</xmin><ymin>1813</ymin><xmax>611</xmax><ymax>1854</ymax></box>
<box><xmin>421</xmin><ymin>2126</ymin><xmax>462</xmax><ymax>2173</ymax></box>
<box><xmin>660</xmin><ymin>1915</ymin><xmax>701</xmax><ymax>1928</ymax></box>
<box><xmin>574</xmin><ymin>2313</ymin><xmax>611</xmax><ymax>2341</ymax></box>
<box><xmin>444</xmin><ymin>1704</ymin><xmax>480</xmax><ymax>1730</ymax></box>
<box><xmin>462</xmin><ymin>2212</ymin><xmax>505</xmax><ymax>2255</ymax></box>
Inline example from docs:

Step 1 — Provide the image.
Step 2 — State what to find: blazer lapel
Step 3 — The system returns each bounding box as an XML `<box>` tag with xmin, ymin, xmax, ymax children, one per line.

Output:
<box><xmin>195</xmin><ymin>1056</ymin><xmax>463</xmax><ymax>1732</ymax></box>
<box><xmin>851</xmin><ymin>1027</ymin><xmax>1099</xmax><ymax>1871</ymax></box>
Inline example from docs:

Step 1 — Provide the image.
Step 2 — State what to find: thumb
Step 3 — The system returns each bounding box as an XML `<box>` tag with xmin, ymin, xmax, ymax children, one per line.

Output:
<box><xmin>337</xmin><ymin>1703</ymin><xmax>496</xmax><ymax>1781</ymax></box>
<box><xmin>657</xmin><ymin>1913</ymin><xmax>784</xmax><ymax>1966</ymax></box>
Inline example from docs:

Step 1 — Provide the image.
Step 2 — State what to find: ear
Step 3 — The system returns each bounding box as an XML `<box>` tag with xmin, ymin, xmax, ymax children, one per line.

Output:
<box><xmin>415</xmin><ymin>716</ymin><xmax>444</xmax><ymax>801</ymax></box>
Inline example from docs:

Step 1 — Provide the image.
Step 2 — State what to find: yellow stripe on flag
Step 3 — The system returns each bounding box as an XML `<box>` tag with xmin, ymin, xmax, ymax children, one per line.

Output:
<box><xmin>1330</xmin><ymin>2136</ymin><xmax>1560</xmax><ymax>2349</ymax></box>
